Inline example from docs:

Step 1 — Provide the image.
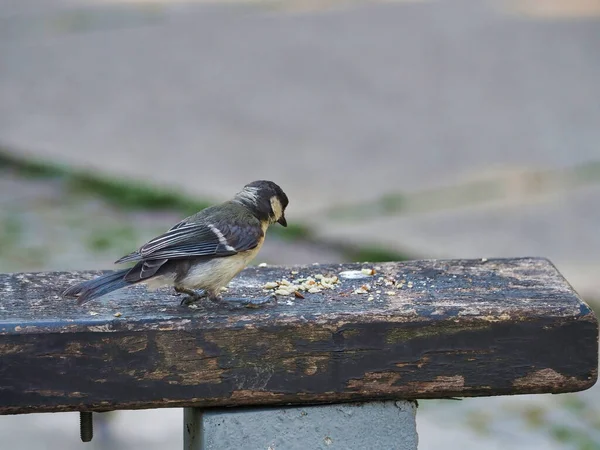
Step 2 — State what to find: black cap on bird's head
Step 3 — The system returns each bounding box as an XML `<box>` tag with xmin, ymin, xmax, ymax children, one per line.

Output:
<box><xmin>235</xmin><ymin>180</ymin><xmax>289</xmax><ymax>227</ymax></box>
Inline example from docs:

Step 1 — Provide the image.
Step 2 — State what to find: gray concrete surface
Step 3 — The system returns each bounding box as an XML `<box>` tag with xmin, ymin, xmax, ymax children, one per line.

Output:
<box><xmin>1</xmin><ymin>0</ymin><xmax>599</xmax><ymax>215</ymax></box>
<box><xmin>186</xmin><ymin>401</ymin><xmax>418</xmax><ymax>450</ymax></box>
<box><xmin>2</xmin><ymin>0</ymin><xmax>600</xmax><ymax>304</ymax></box>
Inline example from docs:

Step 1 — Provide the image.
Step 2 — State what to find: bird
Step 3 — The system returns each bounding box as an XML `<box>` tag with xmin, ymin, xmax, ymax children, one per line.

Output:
<box><xmin>63</xmin><ymin>180</ymin><xmax>288</xmax><ymax>306</ymax></box>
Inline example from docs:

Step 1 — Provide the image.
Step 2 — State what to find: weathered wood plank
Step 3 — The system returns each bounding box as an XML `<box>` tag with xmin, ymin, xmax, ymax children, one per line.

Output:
<box><xmin>0</xmin><ymin>258</ymin><xmax>597</xmax><ymax>414</ymax></box>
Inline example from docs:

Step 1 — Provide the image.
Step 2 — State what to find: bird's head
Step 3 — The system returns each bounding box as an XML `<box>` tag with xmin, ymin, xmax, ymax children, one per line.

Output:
<box><xmin>234</xmin><ymin>180</ymin><xmax>289</xmax><ymax>227</ymax></box>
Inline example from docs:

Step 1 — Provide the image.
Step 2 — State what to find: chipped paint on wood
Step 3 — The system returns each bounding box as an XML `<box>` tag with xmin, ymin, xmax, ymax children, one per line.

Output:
<box><xmin>115</xmin><ymin>336</ymin><xmax>148</xmax><ymax>353</ymax></box>
<box><xmin>0</xmin><ymin>258</ymin><xmax>597</xmax><ymax>415</ymax></box>
<box><xmin>513</xmin><ymin>368</ymin><xmax>598</xmax><ymax>393</ymax></box>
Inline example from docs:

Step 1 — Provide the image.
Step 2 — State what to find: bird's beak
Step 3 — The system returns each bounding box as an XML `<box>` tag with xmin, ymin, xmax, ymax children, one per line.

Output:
<box><xmin>277</xmin><ymin>215</ymin><xmax>287</xmax><ymax>227</ymax></box>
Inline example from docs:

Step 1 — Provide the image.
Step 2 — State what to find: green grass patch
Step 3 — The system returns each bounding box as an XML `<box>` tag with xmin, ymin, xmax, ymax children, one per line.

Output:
<box><xmin>1</xmin><ymin>215</ymin><xmax>23</xmax><ymax>242</ymax></box>
<box><xmin>0</xmin><ymin>152</ymin><xmax>69</xmax><ymax>178</ymax></box>
<box><xmin>380</xmin><ymin>193</ymin><xmax>406</xmax><ymax>213</ymax></box>
<box><xmin>345</xmin><ymin>246</ymin><xmax>412</xmax><ymax>263</ymax></box>
<box><xmin>550</xmin><ymin>424</ymin><xmax>598</xmax><ymax>450</ymax></box>
<box><xmin>572</xmin><ymin>160</ymin><xmax>600</xmax><ymax>184</ymax></box>
<box><xmin>0</xmin><ymin>149</ymin><xmax>212</xmax><ymax>214</ymax></box>
<box><xmin>86</xmin><ymin>225</ymin><xmax>138</xmax><ymax>254</ymax></box>
<box><xmin>67</xmin><ymin>175</ymin><xmax>211</xmax><ymax>214</ymax></box>
<box><xmin>326</xmin><ymin>193</ymin><xmax>407</xmax><ymax>220</ymax></box>
<box><xmin>0</xmin><ymin>215</ymin><xmax>24</xmax><ymax>255</ymax></box>
<box><xmin>0</xmin><ymin>149</ymin><xmax>327</xmax><ymax>246</ymax></box>
<box><xmin>0</xmin><ymin>149</ymin><xmax>421</xmax><ymax>261</ymax></box>
<box><xmin>271</xmin><ymin>223</ymin><xmax>312</xmax><ymax>241</ymax></box>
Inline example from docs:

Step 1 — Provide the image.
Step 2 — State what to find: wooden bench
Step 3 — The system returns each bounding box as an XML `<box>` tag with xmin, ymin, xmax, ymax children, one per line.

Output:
<box><xmin>0</xmin><ymin>258</ymin><xmax>597</xmax><ymax>449</ymax></box>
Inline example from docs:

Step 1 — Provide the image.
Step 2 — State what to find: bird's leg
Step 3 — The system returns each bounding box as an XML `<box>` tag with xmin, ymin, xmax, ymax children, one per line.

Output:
<box><xmin>174</xmin><ymin>287</ymin><xmax>207</xmax><ymax>306</ymax></box>
<box><xmin>176</xmin><ymin>286</ymin><xmax>275</xmax><ymax>309</ymax></box>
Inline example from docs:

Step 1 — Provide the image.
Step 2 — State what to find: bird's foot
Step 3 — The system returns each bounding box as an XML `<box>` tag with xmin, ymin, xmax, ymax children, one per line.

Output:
<box><xmin>207</xmin><ymin>294</ymin><xmax>223</xmax><ymax>303</ymax></box>
<box><xmin>174</xmin><ymin>287</ymin><xmax>207</xmax><ymax>306</ymax></box>
<box><xmin>175</xmin><ymin>287</ymin><xmax>275</xmax><ymax>309</ymax></box>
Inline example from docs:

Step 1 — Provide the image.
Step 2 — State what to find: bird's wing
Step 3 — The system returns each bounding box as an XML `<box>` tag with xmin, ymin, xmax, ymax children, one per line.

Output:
<box><xmin>114</xmin><ymin>218</ymin><xmax>191</xmax><ymax>263</ymax></box>
<box><xmin>115</xmin><ymin>220</ymin><xmax>263</xmax><ymax>263</ymax></box>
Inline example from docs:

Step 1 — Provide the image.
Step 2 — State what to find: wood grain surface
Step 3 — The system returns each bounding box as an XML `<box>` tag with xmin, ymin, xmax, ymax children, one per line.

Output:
<box><xmin>0</xmin><ymin>258</ymin><xmax>596</xmax><ymax>414</ymax></box>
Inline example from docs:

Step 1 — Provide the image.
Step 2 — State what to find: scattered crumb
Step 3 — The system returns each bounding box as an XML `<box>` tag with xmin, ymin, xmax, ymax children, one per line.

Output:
<box><xmin>481</xmin><ymin>258</ymin><xmax>488</xmax><ymax>262</ymax></box>
<box><xmin>113</xmin><ymin>312</ymin><xmax>122</xmax><ymax>317</ymax></box>
<box><xmin>361</xmin><ymin>268</ymin><xmax>376</xmax><ymax>276</ymax></box>
<box><xmin>367</xmin><ymin>295</ymin><xmax>375</xmax><ymax>301</ymax></box>
<box><xmin>89</xmin><ymin>311</ymin><xmax>98</xmax><ymax>316</ymax></box>
<box><xmin>291</xmin><ymin>270</ymin><xmax>299</xmax><ymax>275</ymax></box>
<box><xmin>220</xmin><ymin>287</ymin><xmax>228</xmax><ymax>292</ymax></box>
<box><xmin>188</xmin><ymin>304</ymin><xmax>199</xmax><ymax>309</ymax></box>
<box><xmin>353</xmin><ymin>284</ymin><xmax>371</xmax><ymax>295</ymax></box>
<box><xmin>386</xmin><ymin>291</ymin><xmax>396</xmax><ymax>296</ymax></box>
<box><xmin>339</xmin><ymin>270</ymin><xmax>371</xmax><ymax>279</ymax></box>
<box><xmin>262</xmin><ymin>272</ymin><xmax>340</xmax><ymax>296</ymax></box>
<box><xmin>258</xmin><ymin>262</ymin><xmax>268</xmax><ymax>267</ymax></box>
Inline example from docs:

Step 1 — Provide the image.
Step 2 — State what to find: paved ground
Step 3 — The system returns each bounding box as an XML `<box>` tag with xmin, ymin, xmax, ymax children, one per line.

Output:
<box><xmin>2</xmin><ymin>0</ymin><xmax>600</xmax><ymax>209</ymax></box>
<box><xmin>1</xmin><ymin>0</ymin><xmax>600</xmax><ymax>448</ymax></box>
<box><xmin>2</xmin><ymin>0</ymin><xmax>600</xmax><ymax>302</ymax></box>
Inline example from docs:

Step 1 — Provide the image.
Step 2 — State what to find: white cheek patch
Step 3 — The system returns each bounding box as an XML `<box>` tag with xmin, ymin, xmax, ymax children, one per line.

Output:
<box><xmin>270</xmin><ymin>196</ymin><xmax>283</xmax><ymax>221</ymax></box>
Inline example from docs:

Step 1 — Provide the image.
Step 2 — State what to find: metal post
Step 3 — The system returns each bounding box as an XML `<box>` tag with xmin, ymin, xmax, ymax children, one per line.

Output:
<box><xmin>80</xmin><ymin>411</ymin><xmax>93</xmax><ymax>443</ymax></box>
<box><xmin>184</xmin><ymin>407</ymin><xmax>203</xmax><ymax>450</ymax></box>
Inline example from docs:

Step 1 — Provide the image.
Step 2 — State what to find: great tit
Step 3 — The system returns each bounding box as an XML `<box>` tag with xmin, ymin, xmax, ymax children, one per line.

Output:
<box><xmin>63</xmin><ymin>180</ymin><xmax>289</xmax><ymax>306</ymax></box>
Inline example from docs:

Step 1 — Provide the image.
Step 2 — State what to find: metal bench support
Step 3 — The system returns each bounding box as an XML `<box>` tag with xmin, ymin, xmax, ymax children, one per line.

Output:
<box><xmin>184</xmin><ymin>401</ymin><xmax>418</xmax><ymax>450</ymax></box>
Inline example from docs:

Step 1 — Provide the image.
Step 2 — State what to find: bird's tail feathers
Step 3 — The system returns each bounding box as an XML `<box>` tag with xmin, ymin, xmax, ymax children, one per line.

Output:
<box><xmin>63</xmin><ymin>269</ymin><xmax>132</xmax><ymax>305</ymax></box>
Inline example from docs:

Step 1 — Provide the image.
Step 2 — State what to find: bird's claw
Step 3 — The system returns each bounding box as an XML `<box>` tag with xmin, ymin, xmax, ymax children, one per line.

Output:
<box><xmin>175</xmin><ymin>287</ymin><xmax>275</xmax><ymax>309</ymax></box>
<box><xmin>174</xmin><ymin>287</ymin><xmax>207</xmax><ymax>306</ymax></box>
<box><xmin>180</xmin><ymin>296</ymin><xmax>199</xmax><ymax>306</ymax></box>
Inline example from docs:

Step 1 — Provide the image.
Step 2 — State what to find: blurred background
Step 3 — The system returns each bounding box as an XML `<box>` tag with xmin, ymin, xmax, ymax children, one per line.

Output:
<box><xmin>1</xmin><ymin>0</ymin><xmax>600</xmax><ymax>448</ymax></box>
